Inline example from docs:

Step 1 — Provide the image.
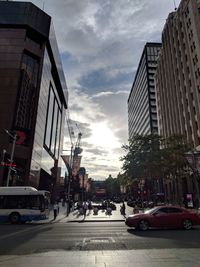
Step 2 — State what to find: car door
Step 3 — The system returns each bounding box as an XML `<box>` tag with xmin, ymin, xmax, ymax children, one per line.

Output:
<box><xmin>166</xmin><ymin>207</ymin><xmax>183</xmax><ymax>227</ymax></box>
<box><xmin>151</xmin><ymin>207</ymin><xmax>169</xmax><ymax>228</ymax></box>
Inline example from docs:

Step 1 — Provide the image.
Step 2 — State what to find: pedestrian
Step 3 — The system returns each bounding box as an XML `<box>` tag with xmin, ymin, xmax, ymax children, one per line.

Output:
<box><xmin>93</xmin><ymin>207</ymin><xmax>98</xmax><ymax>215</ymax></box>
<box><xmin>106</xmin><ymin>206</ymin><xmax>112</xmax><ymax>215</ymax></box>
<box><xmin>57</xmin><ymin>202</ymin><xmax>60</xmax><ymax>214</ymax></box>
<box><xmin>120</xmin><ymin>202</ymin><xmax>126</xmax><ymax>216</ymax></box>
<box><xmin>71</xmin><ymin>200</ymin><xmax>74</xmax><ymax>212</ymax></box>
<box><xmin>83</xmin><ymin>201</ymin><xmax>88</xmax><ymax>217</ymax></box>
<box><xmin>62</xmin><ymin>198</ymin><xmax>65</xmax><ymax>207</ymax></box>
<box><xmin>53</xmin><ymin>203</ymin><xmax>58</xmax><ymax>220</ymax></box>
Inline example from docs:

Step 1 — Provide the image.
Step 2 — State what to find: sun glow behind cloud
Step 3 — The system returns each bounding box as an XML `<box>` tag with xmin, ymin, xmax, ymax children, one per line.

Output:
<box><xmin>89</xmin><ymin>122</ymin><xmax>120</xmax><ymax>149</ymax></box>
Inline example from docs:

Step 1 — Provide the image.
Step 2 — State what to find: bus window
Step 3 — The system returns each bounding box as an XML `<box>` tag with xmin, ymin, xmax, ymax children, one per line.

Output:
<box><xmin>29</xmin><ymin>195</ymin><xmax>40</xmax><ymax>210</ymax></box>
<box><xmin>40</xmin><ymin>196</ymin><xmax>45</xmax><ymax>212</ymax></box>
<box><xmin>0</xmin><ymin>196</ymin><xmax>5</xmax><ymax>209</ymax></box>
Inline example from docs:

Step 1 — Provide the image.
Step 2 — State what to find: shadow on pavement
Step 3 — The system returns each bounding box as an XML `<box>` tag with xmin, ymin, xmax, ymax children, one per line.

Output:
<box><xmin>0</xmin><ymin>225</ymin><xmax>54</xmax><ymax>255</ymax></box>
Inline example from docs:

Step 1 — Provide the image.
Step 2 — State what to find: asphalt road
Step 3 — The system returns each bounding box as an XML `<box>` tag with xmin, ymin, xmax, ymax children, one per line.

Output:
<box><xmin>0</xmin><ymin>221</ymin><xmax>200</xmax><ymax>255</ymax></box>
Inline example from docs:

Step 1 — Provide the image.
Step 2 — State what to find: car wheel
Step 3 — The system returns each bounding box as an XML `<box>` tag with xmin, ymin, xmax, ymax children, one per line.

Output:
<box><xmin>138</xmin><ymin>220</ymin><xmax>149</xmax><ymax>231</ymax></box>
<box><xmin>183</xmin><ymin>219</ymin><xmax>193</xmax><ymax>230</ymax></box>
<box><xmin>9</xmin><ymin>212</ymin><xmax>21</xmax><ymax>224</ymax></box>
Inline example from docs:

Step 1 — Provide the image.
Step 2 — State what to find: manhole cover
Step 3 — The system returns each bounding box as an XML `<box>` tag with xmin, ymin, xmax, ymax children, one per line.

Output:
<box><xmin>84</xmin><ymin>237</ymin><xmax>115</xmax><ymax>244</ymax></box>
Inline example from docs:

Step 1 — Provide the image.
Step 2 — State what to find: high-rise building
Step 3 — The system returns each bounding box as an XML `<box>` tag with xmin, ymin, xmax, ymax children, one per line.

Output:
<box><xmin>156</xmin><ymin>0</ymin><xmax>200</xmax><ymax>205</ymax></box>
<box><xmin>0</xmin><ymin>1</ymin><xmax>68</xmax><ymax>193</ymax></box>
<box><xmin>156</xmin><ymin>0</ymin><xmax>200</xmax><ymax>148</ymax></box>
<box><xmin>128</xmin><ymin>43</ymin><xmax>161</xmax><ymax>139</ymax></box>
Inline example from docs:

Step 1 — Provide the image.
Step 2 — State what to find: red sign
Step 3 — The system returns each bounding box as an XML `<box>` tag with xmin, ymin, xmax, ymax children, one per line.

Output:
<box><xmin>1</xmin><ymin>163</ymin><xmax>16</xmax><ymax>167</ymax></box>
<box><xmin>16</xmin><ymin>131</ymin><xmax>27</xmax><ymax>145</ymax></box>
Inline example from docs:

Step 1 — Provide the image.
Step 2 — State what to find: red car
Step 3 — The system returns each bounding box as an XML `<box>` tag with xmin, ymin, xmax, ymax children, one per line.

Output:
<box><xmin>125</xmin><ymin>205</ymin><xmax>200</xmax><ymax>230</ymax></box>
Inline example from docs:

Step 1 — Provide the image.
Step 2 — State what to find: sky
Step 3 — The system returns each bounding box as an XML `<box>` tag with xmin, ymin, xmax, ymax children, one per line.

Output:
<box><xmin>19</xmin><ymin>0</ymin><xmax>181</xmax><ymax>180</ymax></box>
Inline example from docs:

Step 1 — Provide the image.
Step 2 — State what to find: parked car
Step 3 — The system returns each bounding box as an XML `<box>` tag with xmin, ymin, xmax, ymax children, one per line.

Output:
<box><xmin>125</xmin><ymin>205</ymin><xmax>200</xmax><ymax>231</ymax></box>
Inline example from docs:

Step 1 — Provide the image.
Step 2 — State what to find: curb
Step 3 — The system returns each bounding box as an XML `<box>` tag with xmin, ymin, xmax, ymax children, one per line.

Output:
<box><xmin>67</xmin><ymin>219</ymin><xmax>125</xmax><ymax>223</ymax></box>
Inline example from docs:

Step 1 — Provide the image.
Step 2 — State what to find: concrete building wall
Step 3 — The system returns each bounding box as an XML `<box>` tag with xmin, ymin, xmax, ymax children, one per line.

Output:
<box><xmin>156</xmin><ymin>0</ymin><xmax>200</xmax><ymax>148</ymax></box>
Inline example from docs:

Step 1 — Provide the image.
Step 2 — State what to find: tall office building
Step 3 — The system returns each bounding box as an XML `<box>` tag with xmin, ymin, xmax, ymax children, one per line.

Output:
<box><xmin>128</xmin><ymin>43</ymin><xmax>161</xmax><ymax>139</ymax></box>
<box><xmin>156</xmin><ymin>0</ymin><xmax>200</xmax><ymax>148</ymax></box>
<box><xmin>0</xmin><ymin>1</ymin><xmax>68</xmax><ymax>192</ymax></box>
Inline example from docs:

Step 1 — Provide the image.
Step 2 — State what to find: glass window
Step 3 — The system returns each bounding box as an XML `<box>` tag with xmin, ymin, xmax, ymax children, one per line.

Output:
<box><xmin>51</xmin><ymin>100</ymin><xmax>58</xmax><ymax>155</ymax></box>
<box><xmin>15</xmin><ymin>53</ymin><xmax>39</xmax><ymax>135</ymax></box>
<box><xmin>56</xmin><ymin>111</ymin><xmax>62</xmax><ymax>158</ymax></box>
<box><xmin>168</xmin><ymin>207</ymin><xmax>182</xmax><ymax>213</ymax></box>
<box><xmin>155</xmin><ymin>208</ymin><xmax>168</xmax><ymax>214</ymax></box>
<box><xmin>29</xmin><ymin>195</ymin><xmax>41</xmax><ymax>210</ymax></box>
<box><xmin>0</xmin><ymin>195</ymin><xmax>41</xmax><ymax>209</ymax></box>
<box><xmin>45</xmin><ymin>87</ymin><xmax>54</xmax><ymax>149</ymax></box>
<box><xmin>44</xmin><ymin>84</ymin><xmax>62</xmax><ymax>158</ymax></box>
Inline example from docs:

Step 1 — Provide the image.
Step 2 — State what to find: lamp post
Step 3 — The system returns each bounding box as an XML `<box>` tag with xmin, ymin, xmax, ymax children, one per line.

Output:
<box><xmin>4</xmin><ymin>129</ymin><xmax>17</xmax><ymax>187</ymax></box>
<box><xmin>185</xmin><ymin>149</ymin><xmax>200</xmax><ymax>207</ymax></box>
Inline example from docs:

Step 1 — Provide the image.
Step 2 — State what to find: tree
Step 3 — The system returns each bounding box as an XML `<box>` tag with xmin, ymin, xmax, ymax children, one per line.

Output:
<box><xmin>104</xmin><ymin>175</ymin><xmax>120</xmax><ymax>198</ymax></box>
<box><xmin>121</xmin><ymin>134</ymin><xmax>163</xmax><ymax>180</ymax></box>
<box><xmin>120</xmin><ymin>134</ymin><xmax>191</xmax><ymax>202</ymax></box>
<box><xmin>86</xmin><ymin>178</ymin><xmax>95</xmax><ymax>199</ymax></box>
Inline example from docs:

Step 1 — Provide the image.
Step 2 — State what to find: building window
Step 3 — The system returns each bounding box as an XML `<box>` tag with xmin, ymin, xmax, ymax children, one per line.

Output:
<box><xmin>14</xmin><ymin>52</ymin><xmax>39</xmax><ymax>144</ymax></box>
<box><xmin>44</xmin><ymin>84</ymin><xmax>62</xmax><ymax>158</ymax></box>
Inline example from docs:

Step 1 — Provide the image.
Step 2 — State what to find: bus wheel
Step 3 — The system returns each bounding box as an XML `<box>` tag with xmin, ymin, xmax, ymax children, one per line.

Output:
<box><xmin>9</xmin><ymin>212</ymin><xmax>21</xmax><ymax>224</ymax></box>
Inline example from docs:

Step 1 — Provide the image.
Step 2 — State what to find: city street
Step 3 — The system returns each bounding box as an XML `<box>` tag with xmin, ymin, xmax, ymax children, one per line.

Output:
<box><xmin>1</xmin><ymin>221</ymin><xmax>200</xmax><ymax>253</ymax></box>
<box><xmin>0</xmin><ymin>220</ymin><xmax>200</xmax><ymax>266</ymax></box>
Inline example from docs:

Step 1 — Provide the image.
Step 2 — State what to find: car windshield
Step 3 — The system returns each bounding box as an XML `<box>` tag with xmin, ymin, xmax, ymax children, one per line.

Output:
<box><xmin>144</xmin><ymin>207</ymin><xmax>159</xmax><ymax>214</ymax></box>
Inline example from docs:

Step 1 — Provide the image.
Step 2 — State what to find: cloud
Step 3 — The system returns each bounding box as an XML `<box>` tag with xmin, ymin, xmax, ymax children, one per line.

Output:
<box><xmin>78</xmin><ymin>68</ymin><xmax>133</xmax><ymax>93</ymax></box>
<box><xmin>85</xmin><ymin>148</ymin><xmax>108</xmax><ymax>156</ymax></box>
<box><xmin>92</xmin><ymin>90</ymin><xmax>130</xmax><ymax>98</ymax></box>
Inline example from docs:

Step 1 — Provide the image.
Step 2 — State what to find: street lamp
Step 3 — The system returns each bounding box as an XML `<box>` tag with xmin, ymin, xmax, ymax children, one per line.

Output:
<box><xmin>4</xmin><ymin>129</ymin><xmax>17</xmax><ymax>186</ymax></box>
<box><xmin>185</xmin><ymin>149</ymin><xmax>200</xmax><ymax>207</ymax></box>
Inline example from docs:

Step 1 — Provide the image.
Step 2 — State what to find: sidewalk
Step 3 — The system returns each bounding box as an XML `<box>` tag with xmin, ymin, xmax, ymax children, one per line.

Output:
<box><xmin>32</xmin><ymin>203</ymin><xmax>136</xmax><ymax>224</ymax></box>
<box><xmin>63</xmin><ymin>203</ymin><xmax>133</xmax><ymax>223</ymax></box>
<box><xmin>0</xmin><ymin>248</ymin><xmax>200</xmax><ymax>266</ymax></box>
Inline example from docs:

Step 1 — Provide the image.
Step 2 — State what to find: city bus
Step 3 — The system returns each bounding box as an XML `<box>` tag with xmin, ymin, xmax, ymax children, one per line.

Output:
<box><xmin>0</xmin><ymin>186</ymin><xmax>50</xmax><ymax>223</ymax></box>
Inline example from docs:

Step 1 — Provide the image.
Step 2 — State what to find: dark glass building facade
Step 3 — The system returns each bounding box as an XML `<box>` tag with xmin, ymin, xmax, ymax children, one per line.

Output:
<box><xmin>0</xmin><ymin>1</ymin><xmax>68</xmax><ymax>193</ymax></box>
<box><xmin>128</xmin><ymin>42</ymin><xmax>161</xmax><ymax>139</ymax></box>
